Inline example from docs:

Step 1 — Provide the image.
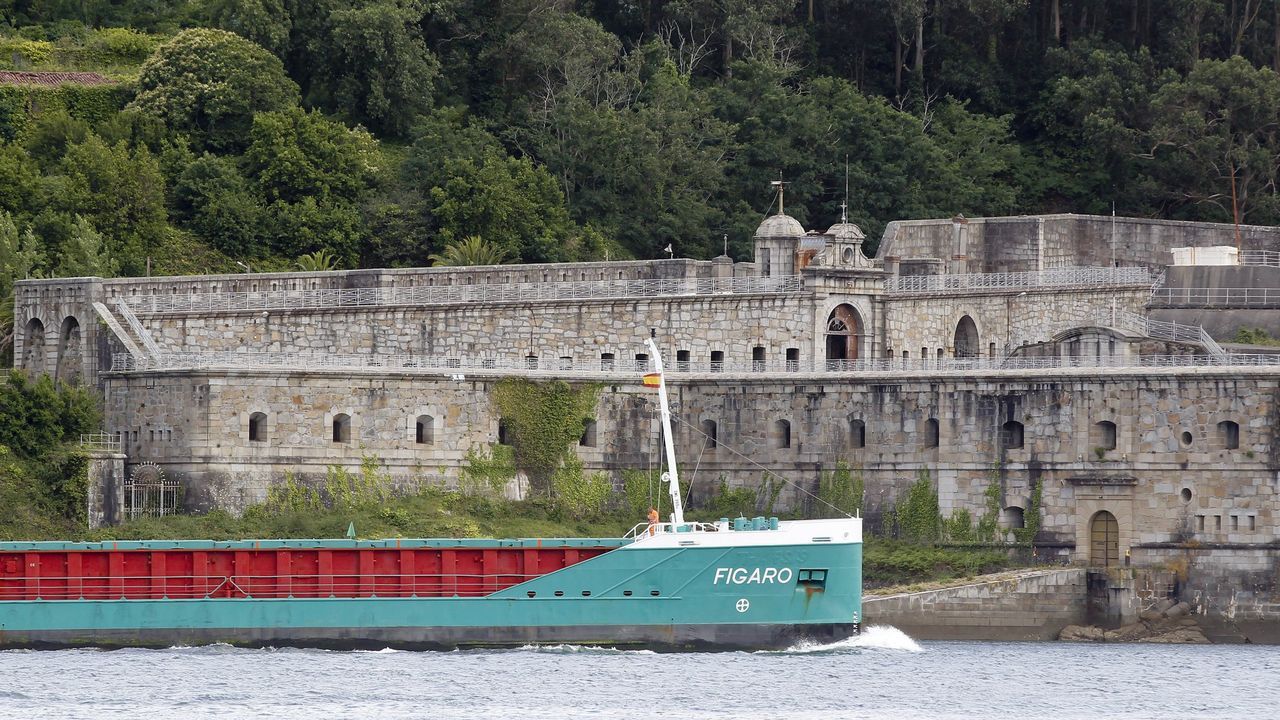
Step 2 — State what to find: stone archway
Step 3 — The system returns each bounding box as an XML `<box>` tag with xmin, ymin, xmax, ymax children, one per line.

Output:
<box><xmin>55</xmin><ymin>316</ymin><xmax>82</xmax><ymax>383</ymax></box>
<box><xmin>21</xmin><ymin>318</ymin><xmax>46</xmax><ymax>373</ymax></box>
<box><xmin>1089</xmin><ymin>510</ymin><xmax>1120</xmax><ymax>567</ymax></box>
<box><xmin>825</xmin><ymin>304</ymin><xmax>863</xmax><ymax>364</ymax></box>
<box><xmin>954</xmin><ymin>315</ymin><xmax>980</xmax><ymax>358</ymax></box>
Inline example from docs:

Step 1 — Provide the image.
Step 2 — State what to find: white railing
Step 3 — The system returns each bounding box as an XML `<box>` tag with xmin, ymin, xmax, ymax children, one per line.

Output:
<box><xmin>1150</xmin><ymin>287</ymin><xmax>1280</xmax><ymax>307</ymax></box>
<box><xmin>885</xmin><ymin>266</ymin><xmax>1153</xmax><ymax>294</ymax></box>
<box><xmin>111</xmin><ymin>350</ymin><xmax>1280</xmax><ymax>374</ymax></box>
<box><xmin>120</xmin><ymin>275</ymin><xmax>804</xmax><ymax>314</ymax></box>
<box><xmin>624</xmin><ymin>522</ymin><xmax>723</xmax><ymax>540</ymax></box>
<box><xmin>1102</xmin><ymin>309</ymin><xmax>1224</xmax><ymax>356</ymax></box>
<box><xmin>79</xmin><ymin>433</ymin><xmax>122</xmax><ymax>452</ymax></box>
<box><xmin>112</xmin><ymin>298</ymin><xmax>161</xmax><ymax>356</ymax></box>
<box><xmin>1241</xmin><ymin>250</ymin><xmax>1280</xmax><ymax>267</ymax></box>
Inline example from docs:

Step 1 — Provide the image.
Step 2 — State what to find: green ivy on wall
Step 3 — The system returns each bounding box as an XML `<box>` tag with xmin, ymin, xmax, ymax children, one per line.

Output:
<box><xmin>0</xmin><ymin>84</ymin><xmax>131</xmax><ymax>141</ymax></box>
<box><xmin>817</xmin><ymin>460</ymin><xmax>864</xmax><ymax>517</ymax></box>
<box><xmin>490</xmin><ymin>377</ymin><xmax>601</xmax><ymax>490</ymax></box>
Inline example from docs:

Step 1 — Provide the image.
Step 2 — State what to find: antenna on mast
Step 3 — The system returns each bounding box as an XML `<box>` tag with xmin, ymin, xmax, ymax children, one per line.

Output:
<box><xmin>769</xmin><ymin>172</ymin><xmax>786</xmax><ymax>215</ymax></box>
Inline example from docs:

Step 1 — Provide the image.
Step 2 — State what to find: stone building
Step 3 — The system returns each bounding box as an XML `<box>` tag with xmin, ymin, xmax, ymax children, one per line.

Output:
<box><xmin>11</xmin><ymin>211</ymin><xmax>1280</xmax><ymax>606</ymax></box>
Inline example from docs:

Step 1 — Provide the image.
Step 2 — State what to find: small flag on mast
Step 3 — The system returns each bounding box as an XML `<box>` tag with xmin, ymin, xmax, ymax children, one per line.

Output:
<box><xmin>642</xmin><ymin>372</ymin><xmax>661</xmax><ymax>388</ymax></box>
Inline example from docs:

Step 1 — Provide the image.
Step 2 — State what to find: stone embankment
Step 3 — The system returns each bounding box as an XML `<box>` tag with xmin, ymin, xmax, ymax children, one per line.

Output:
<box><xmin>863</xmin><ymin>568</ymin><xmax>1087</xmax><ymax>641</ymax></box>
<box><xmin>1059</xmin><ymin>599</ymin><xmax>1209</xmax><ymax>643</ymax></box>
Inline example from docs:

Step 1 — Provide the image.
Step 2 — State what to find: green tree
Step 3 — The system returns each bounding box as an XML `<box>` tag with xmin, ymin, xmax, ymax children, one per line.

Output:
<box><xmin>0</xmin><ymin>211</ymin><xmax>43</xmax><ymax>363</ymax></box>
<box><xmin>1147</xmin><ymin>56</ymin><xmax>1280</xmax><ymax>223</ymax></box>
<box><xmin>320</xmin><ymin>0</ymin><xmax>439</xmax><ymax>136</ymax></box>
<box><xmin>171</xmin><ymin>154</ymin><xmax>265</xmax><ymax>257</ymax></box>
<box><xmin>208</xmin><ymin>0</ymin><xmax>293</xmax><ymax>54</ymax></box>
<box><xmin>56</xmin><ymin>215</ymin><xmax>118</xmax><ymax>278</ymax></box>
<box><xmin>58</xmin><ymin>134</ymin><xmax>168</xmax><ymax>272</ymax></box>
<box><xmin>130</xmin><ymin>28</ymin><xmax>300</xmax><ymax>152</ymax></box>
<box><xmin>296</xmin><ymin>248</ymin><xmax>340</xmax><ymax>271</ymax></box>
<box><xmin>244</xmin><ymin>107</ymin><xmax>379</xmax><ymax>205</ymax></box>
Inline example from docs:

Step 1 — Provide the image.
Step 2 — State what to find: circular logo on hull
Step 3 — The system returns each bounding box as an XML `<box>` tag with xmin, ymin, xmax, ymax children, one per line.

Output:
<box><xmin>736</xmin><ymin>598</ymin><xmax>750</xmax><ymax>613</ymax></box>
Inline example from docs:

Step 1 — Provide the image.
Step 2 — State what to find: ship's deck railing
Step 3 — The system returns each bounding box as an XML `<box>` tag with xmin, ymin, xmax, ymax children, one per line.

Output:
<box><xmin>1241</xmin><ymin>250</ymin><xmax>1280</xmax><ymax>267</ymax></box>
<box><xmin>111</xmin><ymin>351</ymin><xmax>1280</xmax><ymax>374</ymax></box>
<box><xmin>0</xmin><ymin>572</ymin><xmax>548</xmax><ymax>601</ymax></box>
<box><xmin>1149</xmin><ymin>287</ymin><xmax>1280</xmax><ymax>307</ymax></box>
<box><xmin>118</xmin><ymin>274</ymin><xmax>803</xmax><ymax>314</ymax></box>
<box><xmin>885</xmin><ymin>266</ymin><xmax>1153</xmax><ymax>294</ymax></box>
<box><xmin>624</xmin><ymin>522</ymin><xmax>724</xmax><ymax>541</ymax></box>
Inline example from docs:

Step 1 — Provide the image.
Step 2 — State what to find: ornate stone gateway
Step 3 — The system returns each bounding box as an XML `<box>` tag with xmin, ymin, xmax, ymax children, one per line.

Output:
<box><xmin>825</xmin><ymin>304</ymin><xmax>862</xmax><ymax>363</ymax></box>
<box><xmin>1090</xmin><ymin>511</ymin><xmax>1120</xmax><ymax>567</ymax></box>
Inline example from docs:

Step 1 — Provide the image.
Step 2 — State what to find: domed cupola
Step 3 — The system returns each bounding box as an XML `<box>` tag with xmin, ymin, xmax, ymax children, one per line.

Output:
<box><xmin>752</xmin><ymin>181</ymin><xmax>806</xmax><ymax>277</ymax></box>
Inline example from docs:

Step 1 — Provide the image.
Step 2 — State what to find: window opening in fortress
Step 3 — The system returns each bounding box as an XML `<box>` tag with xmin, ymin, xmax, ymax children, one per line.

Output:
<box><xmin>825</xmin><ymin>305</ymin><xmax>861</xmax><ymax>367</ymax></box>
<box><xmin>677</xmin><ymin>350</ymin><xmax>690</xmax><ymax>372</ymax></box>
<box><xmin>785</xmin><ymin>348</ymin><xmax>799</xmax><ymax>371</ymax></box>
<box><xmin>1232</xmin><ymin>515</ymin><xmax>1239</xmax><ymax>531</ymax></box>
<box><xmin>1089</xmin><ymin>511</ymin><xmax>1120</xmax><ymax>567</ymax></box>
<box><xmin>416</xmin><ymin>415</ymin><xmax>434</xmax><ymax>445</ymax></box>
<box><xmin>924</xmin><ymin>418</ymin><xmax>940</xmax><ymax>448</ymax></box>
<box><xmin>752</xmin><ymin>346</ymin><xmax>765</xmax><ymax>371</ymax></box>
<box><xmin>559</xmin><ymin>356</ymin><xmax>573</xmax><ymax>370</ymax></box>
<box><xmin>848</xmin><ymin>418</ymin><xmax>866</xmax><ymax>449</ymax></box>
<box><xmin>989</xmin><ymin>342</ymin><xmax>997</xmax><ymax>358</ymax></box>
<box><xmin>701</xmin><ymin>420</ymin><xmax>717</xmax><ymax>449</ymax></box>
<box><xmin>952</xmin><ymin>315</ymin><xmax>977</xmax><ymax>356</ymax></box>
<box><xmin>1217</xmin><ymin>421</ymin><xmax>1240</xmax><ymax>450</ymax></box>
<box><xmin>21</xmin><ymin>317</ymin><xmax>44</xmax><ymax>370</ymax></box>
<box><xmin>775</xmin><ymin>420</ymin><xmax>791</xmax><ymax>449</ymax></box>
<box><xmin>249</xmin><ymin>413</ymin><xmax>267</xmax><ymax>443</ymax></box>
<box><xmin>1181</xmin><ymin>431</ymin><xmax>1194</xmax><ymax>447</ymax></box>
<box><xmin>332</xmin><ymin>414</ymin><xmax>351</xmax><ymax>444</ymax></box>
<box><xmin>710</xmin><ymin>351</ymin><xmax>724</xmax><ymax>372</ymax></box>
<box><xmin>600</xmin><ymin>353</ymin><xmax>614</xmax><ymax>370</ymax></box>
<box><xmin>525</xmin><ymin>354</ymin><xmax>539</xmax><ymax>370</ymax></box>
<box><xmin>579</xmin><ymin>420</ymin><xmax>597</xmax><ymax>448</ymax></box>
<box><xmin>1001</xmin><ymin>420</ymin><xmax>1024</xmax><ymax>449</ymax></box>
<box><xmin>498</xmin><ymin>419</ymin><xmax>511</xmax><ymax>445</ymax></box>
<box><xmin>635</xmin><ymin>353</ymin><xmax>649</xmax><ymax>372</ymax></box>
<box><xmin>1197</xmin><ymin>515</ymin><xmax>1205</xmax><ymax>532</ymax></box>
<box><xmin>1093</xmin><ymin>421</ymin><xmax>1117</xmax><ymax>451</ymax></box>
<box><xmin>1003</xmin><ymin>506</ymin><xmax>1025</xmax><ymax>529</ymax></box>
<box><xmin>1249</xmin><ymin>516</ymin><xmax>1256</xmax><ymax>531</ymax></box>
<box><xmin>1181</xmin><ymin>488</ymin><xmax>1193</xmax><ymax>502</ymax></box>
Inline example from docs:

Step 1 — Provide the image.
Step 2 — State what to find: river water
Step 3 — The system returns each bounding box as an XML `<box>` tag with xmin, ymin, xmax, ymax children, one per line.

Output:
<box><xmin>1</xmin><ymin>627</ymin><xmax>1275</xmax><ymax>719</ymax></box>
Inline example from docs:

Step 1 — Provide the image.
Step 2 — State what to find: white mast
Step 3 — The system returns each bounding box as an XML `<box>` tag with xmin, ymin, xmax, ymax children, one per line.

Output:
<box><xmin>645</xmin><ymin>336</ymin><xmax>685</xmax><ymax>526</ymax></box>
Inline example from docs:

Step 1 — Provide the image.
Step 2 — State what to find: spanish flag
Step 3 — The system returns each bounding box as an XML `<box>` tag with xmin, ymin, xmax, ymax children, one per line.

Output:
<box><xmin>642</xmin><ymin>373</ymin><xmax>662</xmax><ymax>388</ymax></box>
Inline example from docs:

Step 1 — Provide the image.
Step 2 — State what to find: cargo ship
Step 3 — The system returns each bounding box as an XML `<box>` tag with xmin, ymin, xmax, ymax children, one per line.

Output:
<box><xmin>0</xmin><ymin>340</ymin><xmax>862</xmax><ymax>651</ymax></box>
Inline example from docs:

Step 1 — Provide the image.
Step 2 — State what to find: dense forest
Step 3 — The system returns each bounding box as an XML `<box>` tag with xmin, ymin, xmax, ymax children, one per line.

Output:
<box><xmin>3</xmin><ymin>2</ymin><xmax>1280</xmax><ymax>326</ymax></box>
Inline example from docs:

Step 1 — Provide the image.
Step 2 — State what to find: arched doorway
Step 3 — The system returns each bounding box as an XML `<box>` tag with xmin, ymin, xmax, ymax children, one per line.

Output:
<box><xmin>21</xmin><ymin>318</ymin><xmax>46</xmax><ymax>373</ymax></box>
<box><xmin>825</xmin><ymin>304</ymin><xmax>862</xmax><ymax>365</ymax></box>
<box><xmin>55</xmin><ymin>316</ymin><xmax>82</xmax><ymax>383</ymax></box>
<box><xmin>1089</xmin><ymin>510</ymin><xmax>1120</xmax><ymax>567</ymax></box>
<box><xmin>954</xmin><ymin>315</ymin><xmax>980</xmax><ymax>358</ymax></box>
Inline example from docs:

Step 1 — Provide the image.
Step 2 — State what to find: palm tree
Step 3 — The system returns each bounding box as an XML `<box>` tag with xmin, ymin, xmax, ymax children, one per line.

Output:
<box><xmin>295</xmin><ymin>249</ymin><xmax>340</xmax><ymax>272</ymax></box>
<box><xmin>428</xmin><ymin>236</ymin><xmax>512</xmax><ymax>266</ymax></box>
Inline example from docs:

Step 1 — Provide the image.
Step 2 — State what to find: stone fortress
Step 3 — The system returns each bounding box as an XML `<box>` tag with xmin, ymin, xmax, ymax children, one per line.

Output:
<box><xmin>12</xmin><ymin>205</ymin><xmax>1280</xmax><ymax>619</ymax></box>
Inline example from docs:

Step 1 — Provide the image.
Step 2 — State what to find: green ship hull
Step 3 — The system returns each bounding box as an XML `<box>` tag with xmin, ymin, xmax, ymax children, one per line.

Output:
<box><xmin>0</xmin><ymin>534</ymin><xmax>861</xmax><ymax>651</ymax></box>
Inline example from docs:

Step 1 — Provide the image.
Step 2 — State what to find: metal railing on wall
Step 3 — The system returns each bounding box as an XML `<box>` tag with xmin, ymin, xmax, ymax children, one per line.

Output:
<box><xmin>885</xmin><ymin>266</ymin><xmax>1153</xmax><ymax>294</ymax></box>
<box><xmin>1241</xmin><ymin>250</ymin><xmax>1280</xmax><ymax>267</ymax></box>
<box><xmin>119</xmin><ymin>275</ymin><xmax>804</xmax><ymax>315</ymax></box>
<box><xmin>1101</xmin><ymin>309</ymin><xmax>1225</xmax><ymax>356</ymax></box>
<box><xmin>79</xmin><ymin>433</ymin><xmax>122</xmax><ymax>452</ymax></box>
<box><xmin>111</xmin><ymin>350</ymin><xmax>1279</xmax><ymax>374</ymax></box>
<box><xmin>1149</xmin><ymin>287</ymin><xmax>1280</xmax><ymax>307</ymax></box>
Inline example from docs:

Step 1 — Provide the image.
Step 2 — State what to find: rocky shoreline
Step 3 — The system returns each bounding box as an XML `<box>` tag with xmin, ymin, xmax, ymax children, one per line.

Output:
<box><xmin>1058</xmin><ymin>600</ymin><xmax>1209</xmax><ymax>643</ymax></box>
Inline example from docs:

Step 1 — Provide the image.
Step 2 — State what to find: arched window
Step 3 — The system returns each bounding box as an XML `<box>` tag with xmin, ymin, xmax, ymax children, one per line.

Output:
<box><xmin>701</xmin><ymin>419</ymin><xmax>718</xmax><ymax>449</ymax></box>
<box><xmin>775</xmin><ymin>420</ymin><xmax>791</xmax><ymax>449</ymax></box>
<box><xmin>248</xmin><ymin>412</ymin><xmax>267</xmax><ymax>442</ymax></box>
<box><xmin>825</xmin><ymin>304</ymin><xmax>863</xmax><ymax>364</ymax></box>
<box><xmin>848</xmin><ymin>418</ymin><xmax>865</xmax><ymax>449</ymax></box>
<box><xmin>1002</xmin><ymin>506</ymin><xmax>1025</xmax><ymax>529</ymax></box>
<box><xmin>924</xmin><ymin>418</ymin><xmax>939</xmax><ymax>449</ymax></box>
<box><xmin>1090</xmin><ymin>511</ymin><xmax>1120</xmax><ymax>567</ymax></box>
<box><xmin>332</xmin><ymin>413</ymin><xmax>351</xmax><ymax>443</ymax></box>
<box><xmin>55</xmin><ymin>316</ymin><xmax>82</xmax><ymax>383</ymax></box>
<box><xmin>416</xmin><ymin>415</ymin><xmax>434</xmax><ymax>445</ymax></box>
<box><xmin>1217</xmin><ymin>420</ymin><xmax>1240</xmax><ymax>450</ymax></box>
<box><xmin>1093</xmin><ymin>421</ymin><xmax>1117</xmax><ymax>451</ymax></box>
<box><xmin>21</xmin><ymin>317</ymin><xmax>45</xmax><ymax>371</ymax></box>
<box><xmin>954</xmin><ymin>315</ymin><xmax>980</xmax><ymax>358</ymax></box>
<box><xmin>1001</xmin><ymin>420</ymin><xmax>1023</xmax><ymax>449</ymax></box>
<box><xmin>579</xmin><ymin>419</ymin><xmax>597</xmax><ymax>448</ymax></box>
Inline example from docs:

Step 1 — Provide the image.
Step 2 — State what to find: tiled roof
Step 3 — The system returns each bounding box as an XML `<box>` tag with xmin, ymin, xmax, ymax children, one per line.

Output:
<box><xmin>0</xmin><ymin>71</ymin><xmax>115</xmax><ymax>87</ymax></box>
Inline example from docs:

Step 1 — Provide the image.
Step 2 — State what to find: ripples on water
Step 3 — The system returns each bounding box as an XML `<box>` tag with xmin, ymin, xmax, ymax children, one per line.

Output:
<box><xmin>1</xmin><ymin>627</ymin><xmax>1276</xmax><ymax>720</ymax></box>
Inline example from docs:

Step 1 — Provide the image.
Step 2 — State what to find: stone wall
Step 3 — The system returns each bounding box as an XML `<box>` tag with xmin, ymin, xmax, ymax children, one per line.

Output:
<box><xmin>100</xmin><ymin>366</ymin><xmax>1280</xmax><ymax>566</ymax></box>
<box><xmin>878</xmin><ymin>214</ymin><xmax>1280</xmax><ymax>272</ymax></box>
<box><xmin>862</xmin><ymin>568</ymin><xmax>1088</xmax><ymax>640</ymax></box>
